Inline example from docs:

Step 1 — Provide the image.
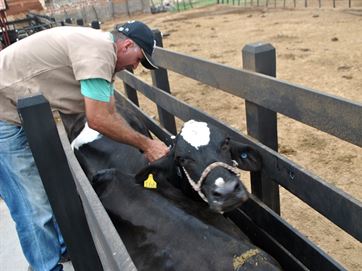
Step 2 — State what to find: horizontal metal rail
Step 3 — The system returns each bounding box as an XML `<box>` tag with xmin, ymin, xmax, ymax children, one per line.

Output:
<box><xmin>152</xmin><ymin>47</ymin><xmax>362</xmax><ymax>148</ymax></box>
<box><xmin>117</xmin><ymin>70</ymin><xmax>362</xmax><ymax>243</ymax></box>
<box><xmin>114</xmin><ymin>90</ymin><xmax>347</xmax><ymax>271</ymax></box>
<box><xmin>57</xmin><ymin>118</ymin><xmax>137</xmax><ymax>271</ymax></box>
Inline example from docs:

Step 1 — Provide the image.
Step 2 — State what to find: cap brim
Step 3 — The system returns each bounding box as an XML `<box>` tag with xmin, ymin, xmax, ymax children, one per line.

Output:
<box><xmin>141</xmin><ymin>49</ymin><xmax>158</xmax><ymax>70</ymax></box>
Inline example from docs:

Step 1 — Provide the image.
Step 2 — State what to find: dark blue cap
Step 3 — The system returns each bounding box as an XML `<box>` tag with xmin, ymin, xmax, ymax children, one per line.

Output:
<box><xmin>117</xmin><ymin>20</ymin><xmax>158</xmax><ymax>70</ymax></box>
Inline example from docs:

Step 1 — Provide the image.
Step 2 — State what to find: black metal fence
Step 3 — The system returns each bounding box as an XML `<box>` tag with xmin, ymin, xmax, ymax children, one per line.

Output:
<box><xmin>16</xmin><ymin>28</ymin><xmax>361</xmax><ymax>270</ymax></box>
<box><xmin>117</xmin><ymin>31</ymin><xmax>361</xmax><ymax>270</ymax></box>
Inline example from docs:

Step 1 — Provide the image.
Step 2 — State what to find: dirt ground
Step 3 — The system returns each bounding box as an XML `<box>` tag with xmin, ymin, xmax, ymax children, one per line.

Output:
<box><xmin>105</xmin><ymin>5</ymin><xmax>362</xmax><ymax>270</ymax></box>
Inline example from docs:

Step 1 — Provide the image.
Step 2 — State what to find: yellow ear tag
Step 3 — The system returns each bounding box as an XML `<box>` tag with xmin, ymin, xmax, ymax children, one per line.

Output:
<box><xmin>144</xmin><ymin>174</ymin><xmax>157</xmax><ymax>189</ymax></box>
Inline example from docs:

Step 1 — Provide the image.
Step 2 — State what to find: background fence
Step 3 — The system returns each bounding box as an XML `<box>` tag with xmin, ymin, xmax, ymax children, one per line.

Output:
<box><xmin>151</xmin><ymin>0</ymin><xmax>360</xmax><ymax>11</ymax></box>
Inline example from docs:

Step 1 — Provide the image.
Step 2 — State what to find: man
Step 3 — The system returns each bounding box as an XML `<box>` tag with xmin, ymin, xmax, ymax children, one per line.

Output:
<box><xmin>0</xmin><ymin>21</ymin><xmax>169</xmax><ymax>271</ymax></box>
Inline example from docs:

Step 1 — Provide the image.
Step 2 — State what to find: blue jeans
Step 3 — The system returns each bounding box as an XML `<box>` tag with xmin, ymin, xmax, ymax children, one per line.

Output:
<box><xmin>0</xmin><ymin>120</ymin><xmax>65</xmax><ymax>271</ymax></box>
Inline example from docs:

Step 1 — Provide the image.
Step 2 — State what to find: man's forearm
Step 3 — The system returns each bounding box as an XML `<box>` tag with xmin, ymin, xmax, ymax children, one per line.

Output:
<box><xmin>84</xmin><ymin>96</ymin><xmax>168</xmax><ymax>161</ymax></box>
<box><xmin>89</xmin><ymin>109</ymin><xmax>151</xmax><ymax>152</ymax></box>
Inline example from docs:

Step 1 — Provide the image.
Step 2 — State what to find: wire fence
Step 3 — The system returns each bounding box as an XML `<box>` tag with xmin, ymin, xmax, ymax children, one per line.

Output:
<box><xmin>151</xmin><ymin>0</ymin><xmax>360</xmax><ymax>11</ymax></box>
<box><xmin>217</xmin><ymin>0</ymin><xmax>360</xmax><ymax>8</ymax></box>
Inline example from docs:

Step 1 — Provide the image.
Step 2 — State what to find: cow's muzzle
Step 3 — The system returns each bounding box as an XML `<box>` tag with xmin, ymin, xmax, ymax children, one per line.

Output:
<box><xmin>182</xmin><ymin>160</ymin><xmax>245</xmax><ymax>209</ymax></box>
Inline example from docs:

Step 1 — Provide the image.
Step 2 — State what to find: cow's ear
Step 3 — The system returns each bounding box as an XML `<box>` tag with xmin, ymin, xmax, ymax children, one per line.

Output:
<box><xmin>135</xmin><ymin>147</ymin><xmax>176</xmax><ymax>184</ymax></box>
<box><xmin>229</xmin><ymin>140</ymin><xmax>262</xmax><ymax>171</ymax></box>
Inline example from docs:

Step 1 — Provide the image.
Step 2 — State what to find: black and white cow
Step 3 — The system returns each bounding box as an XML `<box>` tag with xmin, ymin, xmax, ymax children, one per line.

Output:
<box><xmin>66</xmin><ymin>114</ymin><xmax>281</xmax><ymax>270</ymax></box>
<box><xmin>70</xmin><ymin>117</ymin><xmax>261</xmax><ymax>213</ymax></box>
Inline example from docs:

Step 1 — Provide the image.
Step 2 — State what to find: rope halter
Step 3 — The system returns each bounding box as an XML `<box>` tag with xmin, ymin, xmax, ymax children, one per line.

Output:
<box><xmin>181</xmin><ymin>160</ymin><xmax>240</xmax><ymax>203</ymax></box>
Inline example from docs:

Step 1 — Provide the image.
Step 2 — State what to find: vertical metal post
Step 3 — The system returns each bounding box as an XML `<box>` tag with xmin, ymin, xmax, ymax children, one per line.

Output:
<box><xmin>17</xmin><ymin>95</ymin><xmax>103</xmax><ymax>271</ymax></box>
<box><xmin>151</xmin><ymin>30</ymin><xmax>177</xmax><ymax>135</ymax></box>
<box><xmin>123</xmin><ymin>68</ymin><xmax>139</xmax><ymax>107</ymax></box>
<box><xmin>242</xmin><ymin>43</ymin><xmax>280</xmax><ymax>214</ymax></box>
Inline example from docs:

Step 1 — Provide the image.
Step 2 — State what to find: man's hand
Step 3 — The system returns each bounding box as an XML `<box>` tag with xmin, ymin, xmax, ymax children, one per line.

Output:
<box><xmin>144</xmin><ymin>138</ymin><xmax>169</xmax><ymax>162</ymax></box>
<box><xmin>84</xmin><ymin>97</ymin><xmax>169</xmax><ymax>163</ymax></box>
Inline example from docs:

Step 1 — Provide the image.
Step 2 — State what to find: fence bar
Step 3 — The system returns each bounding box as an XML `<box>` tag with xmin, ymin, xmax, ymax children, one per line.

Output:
<box><xmin>232</xmin><ymin>195</ymin><xmax>347</xmax><ymax>271</ymax></box>
<box><xmin>114</xmin><ymin>82</ymin><xmax>353</xmax><ymax>269</ymax></box>
<box><xmin>123</xmin><ymin>68</ymin><xmax>139</xmax><ymax>106</ymax></box>
<box><xmin>152</xmin><ymin>47</ymin><xmax>362</xmax><ymax>148</ymax></box>
<box><xmin>117</xmin><ymin>70</ymin><xmax>362</xmax><ymax>242</ymax></box>
<box><xmin>242</xmin><ymin>43</ymin><xmax>280</xmax><ymax>214</ymax></box>
<box><xmin>151</xmin><ymin>30</ymin><xmax>177</xmax><ymax>135</ymax></box>
<box><xmin>57</xmin><ymin>115</ymin><xmax>138</xmax><ymax>271</ymax></box>
<box><xmin>17</xmin><ymin>94</ymin><xmax>103</xmax><ymax>271</ymax></box>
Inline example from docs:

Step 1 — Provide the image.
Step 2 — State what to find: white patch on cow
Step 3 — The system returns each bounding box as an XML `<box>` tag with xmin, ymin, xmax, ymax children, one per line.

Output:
<box><xmin>215</xmin><ymin>177</ymin><xmax>225</xmax><ymax>187</ymax></box>
<box><xmin>71</xmin><ymin>122</ymin><xmax>102</xmax><ymax>150</ymax></box>
<box><xmin>180</xmin><ymin>120</ymin><xmax>210</xmax><ymax>150</ymax></box>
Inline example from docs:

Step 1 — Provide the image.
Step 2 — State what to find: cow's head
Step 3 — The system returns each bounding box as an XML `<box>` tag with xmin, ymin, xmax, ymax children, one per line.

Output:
<box><xmin>136</xmin><ymin>120</ymin><xmax>262</xmax><ymax>213</ymax></box>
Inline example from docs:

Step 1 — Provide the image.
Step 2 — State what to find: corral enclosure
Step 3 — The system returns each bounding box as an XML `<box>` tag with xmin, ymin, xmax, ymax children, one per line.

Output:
<box><xmin>105</xmin><ymin>4</ymin><xmax>362</xmax><ymax>270</ymax></box>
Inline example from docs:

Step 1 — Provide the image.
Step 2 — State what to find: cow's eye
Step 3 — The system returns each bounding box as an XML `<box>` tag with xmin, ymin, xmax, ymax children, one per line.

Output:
<box><xmin>220</xmin><ymin>137</ymin><xmax>230</xmax><ymax>152</ymax></box>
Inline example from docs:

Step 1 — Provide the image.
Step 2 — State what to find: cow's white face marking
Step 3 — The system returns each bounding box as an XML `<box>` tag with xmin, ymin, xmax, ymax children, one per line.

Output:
<box><xmin>71</xmin><ymin>122</ymin><xmax>102</xmax><ymax>150</ymax></box>
<box><xmin>180</xmin><ymin>120</ymin><xmax>210</xmax><ymax>150</ymax></box>
<box><xmin>215</xmin><ymin>177</ymin><xmax>225</xmax><ymax>187</ymax></box>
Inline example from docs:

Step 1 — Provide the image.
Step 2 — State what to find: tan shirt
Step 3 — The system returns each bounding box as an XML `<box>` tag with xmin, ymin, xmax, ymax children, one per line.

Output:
<box><xmin>0</xmin><ymin>26</ymin><xmax>116</xmax><ymax>125</ymax></box>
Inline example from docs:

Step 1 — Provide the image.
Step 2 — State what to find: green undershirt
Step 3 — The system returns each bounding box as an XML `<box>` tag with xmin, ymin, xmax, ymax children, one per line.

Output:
<box><xmin>80</xmin><ymin>78</ymin><xmax>114</xmax><ymax>102</ymax></box>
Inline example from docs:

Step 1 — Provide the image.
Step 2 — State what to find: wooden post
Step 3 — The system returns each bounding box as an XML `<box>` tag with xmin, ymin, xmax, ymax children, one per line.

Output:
<box><xmin>123</xmin><ymin>68</ymin><xmax>139</xmax><ymax>106</ymax></box>
<box><xmin>17</xmin><ymin>95</ymin><xmax>103</xmax><ymax>271</ymax></box>
<box><xmin>151</xmin><ymin>30</ymin><xmax>177</xmax><ymax>135</ymax></box>
<box><xmin>242</xmin><ymin>43</ymin><xmax>281</xmax><ymax>214</ymax></box>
